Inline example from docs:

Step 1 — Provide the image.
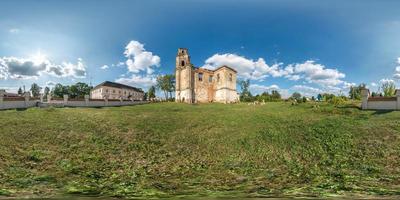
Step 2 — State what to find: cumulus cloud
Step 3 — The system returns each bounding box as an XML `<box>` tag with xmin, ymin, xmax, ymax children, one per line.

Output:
<box><xmin>124</xmin><ymin>41</ymin><xmax>160</xmax><ymax>74</ymax></box>
<box><xmin>393</xmin><ymin>57</ymin><xmax>400</xmax><ymax>79</ymax></box>
<box><xmin>380</xmin><ymin>78</ymin><xmax>395</xmax><ymax>85</ymax></box>
<box><xmin>101</xmin><ymin>65</ymin><xmax>109</xmax><ymax>70</ymax></box>
<box><xmin>0</xmin><ymin>56</ymin><xmax>87</xmax><ymax>79</ymax></box>
<box><xmin>115</xmin><ymin>74</ymin><xmax>156</xmax><ymax>90</ymax></box>
<box><xmin>0</xmin><ymin>57</ymin><xmax>47</xmax><ymax>79</ymax></box>
<box><xmin>202</xmin><ymin>54</ymin><xmax>346</xmax><ymax>88</ymax></box>
<box><xmin>46</xmin><ymin>58</ymin><xmax>86</xmax><ymax>78</ymax></box>
<box><xmin>249</xmin><ymin>83</ymin><xmax>290</xmax><ymax>98</ymax></box>
<box><xmin>203</xmin><ymin>54</ymin><xmax>285</xmax><ymax>80</ymax></box>
<box><xmin>286</xmin><ymin>61</ymin><xmax>345</xmax><ymax>86</ymax></box>
<box><xmin>291</xmin><ymin>85</ymin><xmax>323</xmax><ymax>97</ymax></box>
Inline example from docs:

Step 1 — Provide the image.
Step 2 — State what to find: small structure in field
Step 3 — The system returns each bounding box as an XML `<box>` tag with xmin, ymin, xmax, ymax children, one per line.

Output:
<box><xmin>90</xmin><ymin>81</ymin><xmax>144</xmax><ymax>101</ymax></box>
<box><xmin>361</xmin><ymin>89</ymin><xmax>400</xmax><ymax>110</ymax></box>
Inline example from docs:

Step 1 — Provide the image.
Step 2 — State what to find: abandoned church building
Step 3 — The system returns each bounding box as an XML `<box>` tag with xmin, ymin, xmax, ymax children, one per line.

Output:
<box><xmin>175</xmin><ymin>48</ymin><xmax>239</xmax><ymax>103</ymax></box>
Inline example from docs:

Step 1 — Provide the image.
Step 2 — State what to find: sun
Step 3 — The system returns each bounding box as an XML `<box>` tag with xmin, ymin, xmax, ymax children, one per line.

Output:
<box><xmin>31</xmin><ymin>51</ymin><xmax>48</xmax><ymax>65</ymax></box>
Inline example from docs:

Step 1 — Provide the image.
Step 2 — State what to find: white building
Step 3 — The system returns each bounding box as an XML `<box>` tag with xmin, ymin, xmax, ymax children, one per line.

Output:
<box><xmin>90</xmin><ymin>81</ymin><xmax>144</xmax><ymax>100</ymax></box>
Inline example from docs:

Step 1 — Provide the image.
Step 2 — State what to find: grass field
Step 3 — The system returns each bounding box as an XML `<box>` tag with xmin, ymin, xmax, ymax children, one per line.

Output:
<box><xmin>0</xmin><ymin>102</ymin><xmax>399</xmax><ymax>198</ymax></box>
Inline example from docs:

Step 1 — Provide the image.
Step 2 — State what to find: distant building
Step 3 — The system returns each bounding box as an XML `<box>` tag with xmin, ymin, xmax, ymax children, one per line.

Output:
<box><xmin>0</xmin><ymin>89</ymin><xmax>20</xmax><ymax>97</ymax></box>
<box><xmin>90</xmin><ymin>81</ymin><xmax>144</xmax><ymax>100</ymax></box>
<box><xmin>175</xmin><ymin>48</ymin><xmax>239</xmax><ymax>103</ymax></box>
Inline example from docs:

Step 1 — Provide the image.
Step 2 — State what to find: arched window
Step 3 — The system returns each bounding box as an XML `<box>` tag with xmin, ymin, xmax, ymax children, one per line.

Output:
<box><xmin>181</xmin><ymin>60</ymin><xmax>185</xmax><ymax>66</ymax></box>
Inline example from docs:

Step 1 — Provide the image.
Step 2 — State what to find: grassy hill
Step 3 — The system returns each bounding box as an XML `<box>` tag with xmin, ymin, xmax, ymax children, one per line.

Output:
<box><xmin>0</xmin><ymin>102</ymin><xmax>399</xmax><ymax>198</ymax></box>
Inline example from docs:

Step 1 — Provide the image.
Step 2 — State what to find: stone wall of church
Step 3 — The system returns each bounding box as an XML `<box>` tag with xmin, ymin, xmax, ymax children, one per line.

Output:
<box><xmin>193</xmin><ymin>69</ymin><xmax>215</xmax><ymax>103</ymax></box>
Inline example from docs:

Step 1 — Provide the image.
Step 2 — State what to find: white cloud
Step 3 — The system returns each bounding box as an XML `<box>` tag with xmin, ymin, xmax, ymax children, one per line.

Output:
<box><xmin>45</xmin><ymin>81</ymin><xmax>56</xmax><ymax>86</ymax></box>
<box><xmin>286</xmin><ymin>61</ymin><xmax>345</xmax><ymax>86</ymax></box>
<box><xmin>115</xmin><ymin>74</ymin><xmax>156</xmax><ymax>90</ymax></box>
<box><xmin>202</xmin><ymin>54</ymin><xmax>347</xmax><ymax>88</ymax></box>
<box><xmin>0</xmin><ymin>56</ymin><xmax>87</xmax><ymax>79</ymax></box>
<box><xmin>380</xmin><ymin>78</ymin><xmax>395</xmax><ymax>85</ymax></box>
<box><xmin>343</xmin><ymin>81</ymin><xmax>356</xmax><ymax>89</ymax></box>
<box><xmin>101</xmin><ymin>65</ymin><xmax>109</xmax><ymax>70</ymax></box>
<box><xmin>47</xmin><ymin>58</ymin><xmax>86</xmax><ymax>78</ymax></box>
<box><xmin>291</xmin><ymin>85</ymin><xmax>323</xmax><ymax>97</ymax></box>
<box><xmin>9</xmin><ymin>28</ymin><xmax>20</xmax><ymax>34</ymax></box>
<box><xmin>111</xmin><ymin>62</ymin><xmax>125</xmax><ymax>67</ymax></box>
<box><xmin>124</xmin><ymin>41</ymin><xmax>160</xmax><ymax>74</ymax></box>
<box><xmin>393</xmin><ymin>57</ymin><xmax>400</xmax><ymax>79</ymax></box>
<box><xmin>203</xmin><ymin>53</ymin><xmax>287</xmax><ymax>80</ymax></box>
<box><xmin>249</xmin><ymin>83</ymin><xmax>290</xmax><ymax>98</ymax></box>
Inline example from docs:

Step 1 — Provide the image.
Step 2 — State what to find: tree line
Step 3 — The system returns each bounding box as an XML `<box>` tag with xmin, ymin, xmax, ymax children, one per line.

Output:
<box><xmin>17</xmin><ymin>82</ymin><xmax>92</xmax><ymax>99</ymax></box>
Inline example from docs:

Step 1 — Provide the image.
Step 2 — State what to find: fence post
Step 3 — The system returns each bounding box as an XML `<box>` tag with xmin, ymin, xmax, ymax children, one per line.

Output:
<box><xmin>103</xmin><ymin>94</ymin><xmax>109</xmax><ymax>106</ymax></box>
<box><xmin>361</xmin><ymin>89</ymin><xmax>369</xmax><ymax>110</ymax></box>
<box><xmin>63</xmin><ymin>94</ymin><xmax>68</xmax><ymax>106</ymax></box>
<box><xmin>84</xmin><ymin>95</ymin><xmax>89</xmax><ymax>106</ymax></box>
<box><xmin>0</xmin><ymin>89</ymin><xmax>4</xmax><ymax>109</ymax></box>
<box><xmin>396</xmin><ymin>89</ymin><xmax>400</xmax><ymax>110</ymax></box>
<box><xmin>47</xmin><ymin>94</ymin><xmax>52</xmax><ymax>102</ymax></box>
<box><xmin>23</xmin><ymin>92</ymin><xmax>30</xmax><ymax>108</ymax></box>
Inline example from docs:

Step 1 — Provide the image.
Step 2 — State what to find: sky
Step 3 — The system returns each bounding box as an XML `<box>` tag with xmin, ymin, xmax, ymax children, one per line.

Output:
<box><xmin>1</xmin><ymin>0</ymin><xmax>400</xmax><ymax>98</ymax></box>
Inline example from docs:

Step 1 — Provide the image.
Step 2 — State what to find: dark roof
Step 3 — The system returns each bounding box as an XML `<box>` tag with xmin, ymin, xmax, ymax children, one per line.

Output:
<box><xmin>93</xmin><ymin>81</ymin><xmax>143</xmax><ymax>93</ymax></box>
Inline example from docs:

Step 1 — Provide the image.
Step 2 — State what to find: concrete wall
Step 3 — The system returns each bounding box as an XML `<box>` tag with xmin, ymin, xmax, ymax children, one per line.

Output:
<box><xmin>361</xmin><ymin>89</ymin><xmax>400</xmax><ymax>110</ymax></box>
<box><xmin>0</xmin><ymin>92</ymin><xmax>147</xmax><ymax>110</ymax></box>
<box><xmin>0</xmin><ymin>91</ymin><xmax>37</xmax><ymax>110</ymax></box>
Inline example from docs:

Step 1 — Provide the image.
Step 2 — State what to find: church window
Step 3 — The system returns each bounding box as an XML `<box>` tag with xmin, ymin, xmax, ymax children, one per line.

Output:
<box><xmin>217</xmin><ymin>74</ymin><xmax>220</xmax><ymax>82</ymax></box>
<box><xmin>209</xmin><ymin>75</ymin><xmax>213</xmax><ymax>83</ymax></box>
<box><xmin>229</xmin><ymin>73</ymin><xmax>233</xmax><ymax>81</ymax></box>
<box><xmin>181</xmin><ymin>60</ymin><xmax>185</xmax><ymax>66</ymax></box>
<box><xmin>198</xmin><ymin>73</ymin><xmax>203</xmax><ymax>81</ymax></box>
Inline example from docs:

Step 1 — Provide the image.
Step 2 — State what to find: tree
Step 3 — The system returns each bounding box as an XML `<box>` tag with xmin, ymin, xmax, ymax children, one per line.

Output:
<box><xmin>349</xmin><ymin>83</ymin><xmax>366</xmax><ymax>100</ymax></box>
<box><xmin>311</xmin><ymin>96</ymin><xmax>316</xmax><ymax>101</ymax></box>
<box><xmin>52</xmin><ymin>83</ymin><xmax>68</xmax><ymax>98</ymax></box>
<box><xmin>381</xmin><ymin>81</ymin><xmax>396</xmax><ymax>97</ymax></box>
<box><xmin>43</xmin><ymin>87</ymin><xmax>50</xmax><ymax>99</ymax></box>
<box><xmin>69</xmin><ymin>82</ymin><xmax>91</xmax><ymax>98</ymax></box>
<box><xmin>317</xmin><ymin>94</ymin><xmax>323</xmax><ymax>101</ymax></box>
<box><xmin>17</xmin><ymin>87</ymin><xmax>23</xmax><ymax>95</ymax></box>
<box><xmin>30</xmin><ymin>83</ymin><xmax>41</xmax><ymax>97</ymax></box>
<box><xmin>291</xmin><ymin>92</ymin><xmax>302</xmax><ymax>101</ymax></box>
<box><xmin>143</xmin><ymin>92</ymin><xmax>148</xmax><ymax>101</ymax></box>
<box><xmin>271</xmin><ymin>90</ymin><xmax>281</xmax><ymax>100</ymax></box>
<box><xmin>165</xmin><ymin>74</ymin><xmax>175</xmax><ymax>100</ymax></box>
<box><xmin>148</xmin><ymin>86</ymin><xmax>156</xmax><ymax>100</ymax></box>
<box><xmin>156</xmin><ymin>75</ymin><xmax>169</xmax><ymax>100</ymax></box>
<box><xmin>239</xmin><ymin>79</ymin><xmax>253</xmax><ymax>102</ymax></box>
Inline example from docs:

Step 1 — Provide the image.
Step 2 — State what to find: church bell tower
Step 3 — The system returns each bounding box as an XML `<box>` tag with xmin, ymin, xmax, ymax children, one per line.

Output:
<box><xmin>175</xmin><ymin>48</ymin><xmax>193</xmax><ymax>103</ymax></box>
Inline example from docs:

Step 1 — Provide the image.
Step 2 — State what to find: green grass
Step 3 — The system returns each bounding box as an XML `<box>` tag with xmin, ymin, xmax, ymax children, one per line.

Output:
<box><xmin>0</xmin><ymin>102</ymin><xmax>399</xmax><ymax>198</ymax></box>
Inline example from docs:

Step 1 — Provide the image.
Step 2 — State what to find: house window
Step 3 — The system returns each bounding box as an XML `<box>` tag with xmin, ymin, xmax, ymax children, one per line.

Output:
<box><xmin>106</xmin><ymin>89</ymin><xmax>108</xmax><ymax>93</ymax></box>
<box><xmin>217</xmin><ymin>74</ymin><xmax>220</xmax><ymax>82</ymax></box>
<box><xmin>198</xmin><ymin>73</ymin><xmax>203</xmax><ymax>81</ymax></box>
<box><xmin>181</xmin><ymin>60</ymin><xmax>185</xmax><ymax>66</ymax></box>
<box><xmin>209</xmin><ymin>75</ymin><xmax>213</xmax><ymax>83</ymax></box>
<box><xmin>113</xmin><ymin>90</ymin><xmax>115</xmax><ymax>93</ymax></box>
<box><xmin>229</xmin><ymin>73</ymin><xmax>233</xmax><ymax>81</ymax></box>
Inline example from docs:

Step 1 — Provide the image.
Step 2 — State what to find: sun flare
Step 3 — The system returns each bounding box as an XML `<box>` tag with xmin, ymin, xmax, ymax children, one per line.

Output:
<box><xmin>30</xmin><ymin>51</ymin><xmax>48</xmax><ymax>65</ymax></box>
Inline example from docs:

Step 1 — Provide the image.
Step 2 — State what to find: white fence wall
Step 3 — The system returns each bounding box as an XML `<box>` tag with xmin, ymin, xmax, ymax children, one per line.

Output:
<box><xmin>361</xmin><ymin>89</ymin><xmax>400</xmax><ymax>110</ymax></box>
<box><xmin>0</xmin><ymin>93</ymin><xmax>148</xmax><ymax>110</ymax></box>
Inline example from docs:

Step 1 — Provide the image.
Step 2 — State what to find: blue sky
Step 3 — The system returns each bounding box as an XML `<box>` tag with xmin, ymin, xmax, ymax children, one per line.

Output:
<box><xmin>1</xmin><ymin>0</ymin><xmax>400</xmax><ymax>97</ymax></box>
